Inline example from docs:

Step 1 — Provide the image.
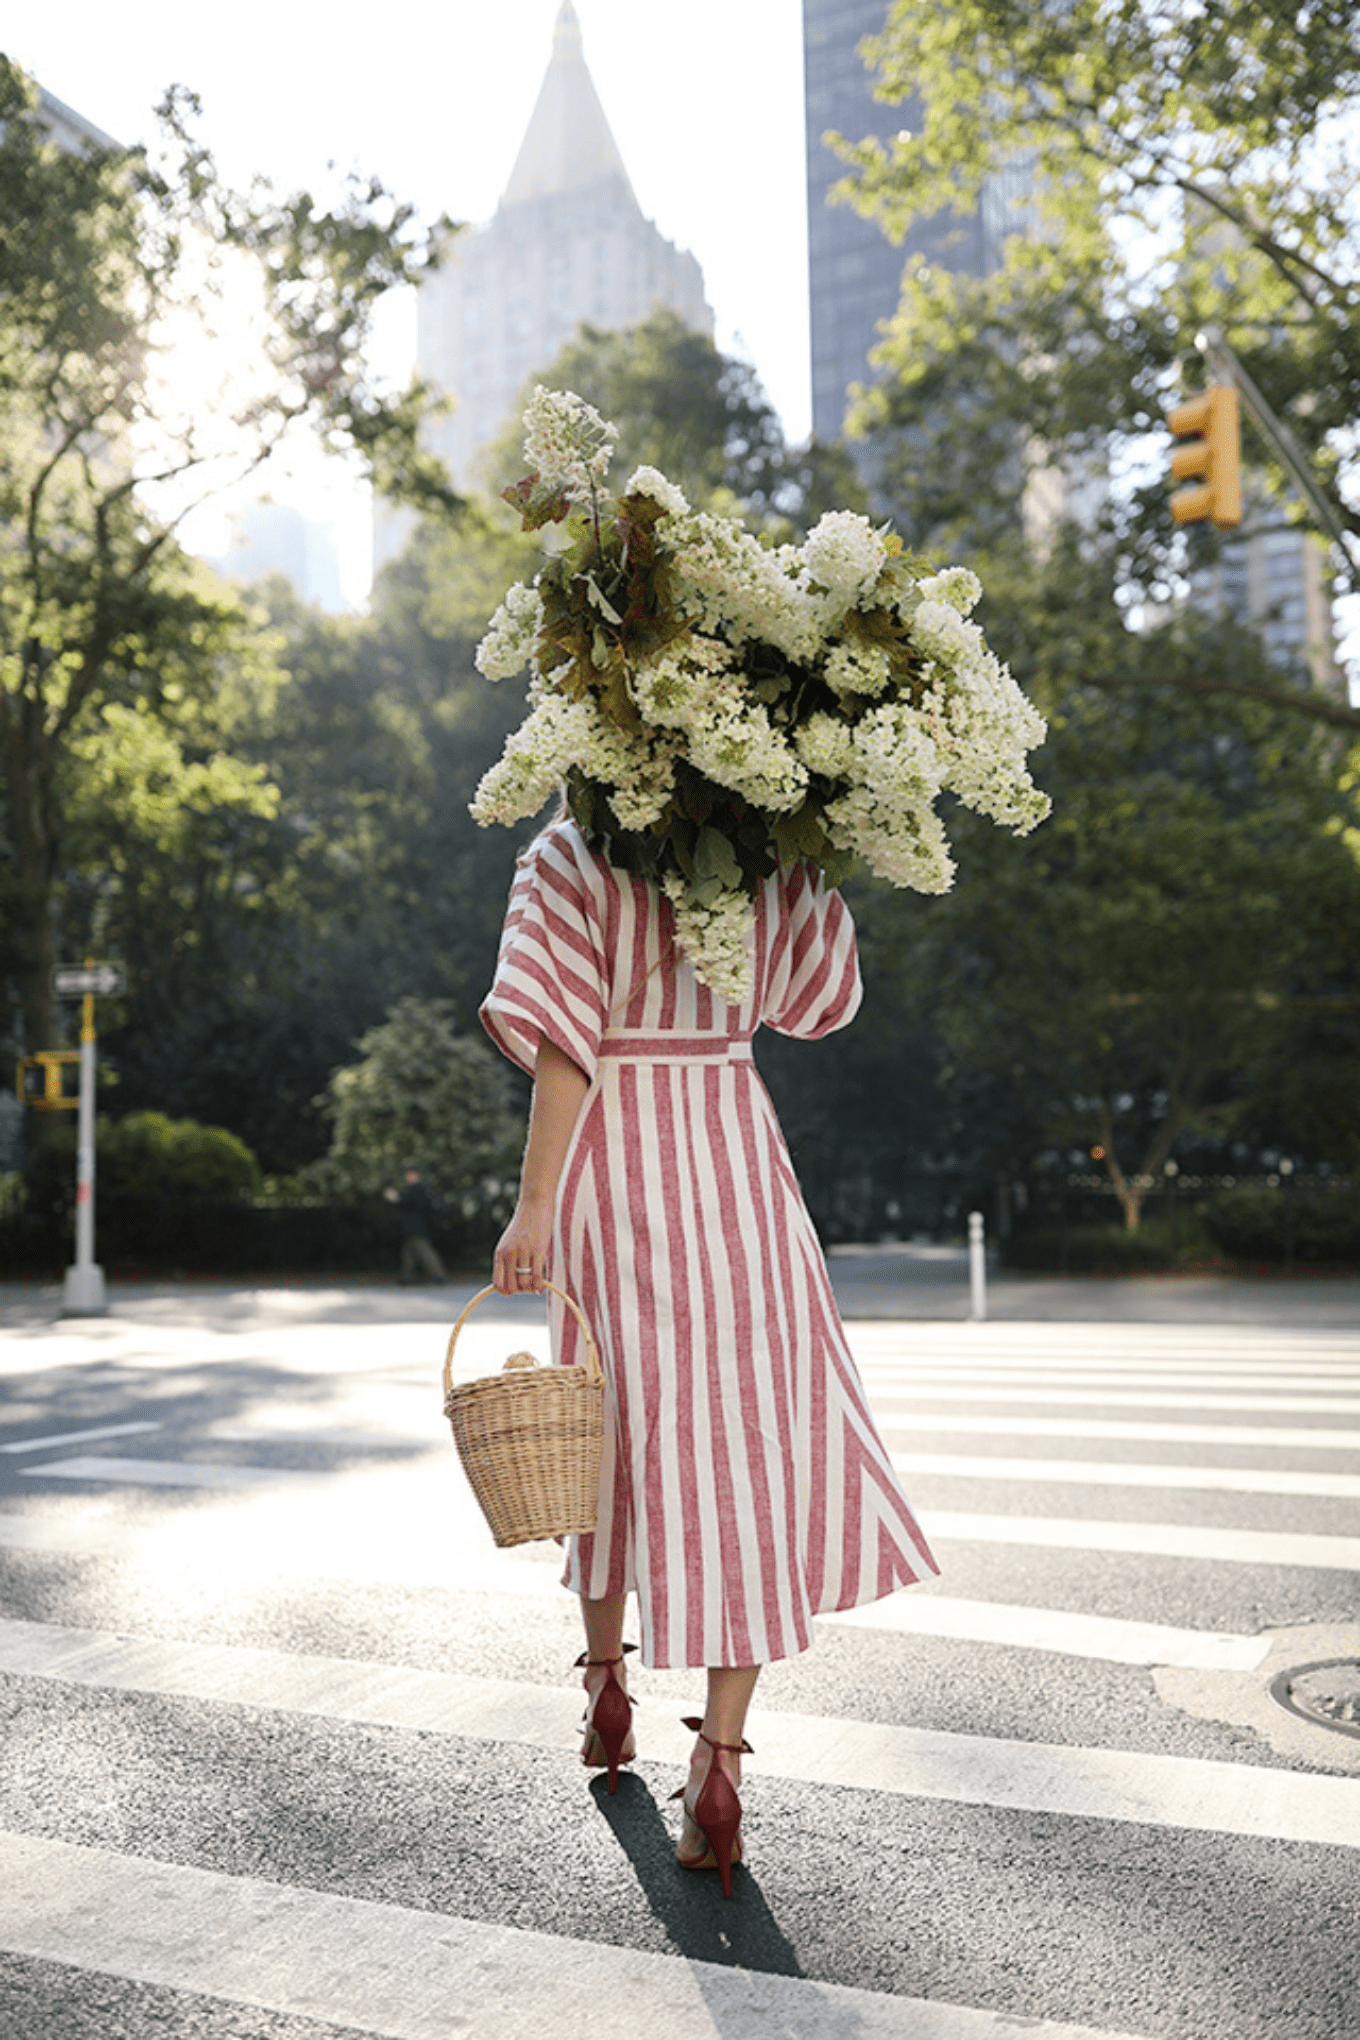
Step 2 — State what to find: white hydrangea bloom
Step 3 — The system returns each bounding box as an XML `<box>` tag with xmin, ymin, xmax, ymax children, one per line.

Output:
<box><xmin>632</xmin><ymin>636</ymin><xmax>742</xmax><ymax>731</ymax></box>
<box><xmin>823</xmin><ymin>641</ymin><xmax>892</xmax><ymax>699</ymax></box>
<box><xmin>468</xmin><ymin>696</ymin><xmax>592</xmax><ymax>827</ymax></box>
<box><xmin>803</xmin><ymin>510</ymin><xmax>887</xmax><ymax>608</ymax></box>
<box><xmin>624</xmin><ymin>465</ymin><xmax>690</xmax><ymax>517</ymax></box>
<box><xmin>571</xmin><ymin>697</ymin><xmax>681</xmax><ymax>831</ymax></box>
<box><xmin>635</xmin><ymin>640</ymin><xmax>805</xmax><ymax>813</ymax></box>
<box><xmin>668</xmin><ymin>512</ymin><xmax>821</xmax><ymax>664</ymax></box>
<box><xmin>821</xmin><ymin>703</ymin><xmax>953</xmax><ymax>892</ymax></box>
<box><xmin>686</xmin><ymin>702</ymin><xmax>808</xmax><ymax>814</ymax></box>
<box><xmin>522</xmin><ymin>385</ymin><xmax>617</xmax><ymax>503</ymax></box>
<box><xmin>795</xmin><ymin>711</ymin><xmax>855</xmax><ymax>779</ymax></box>
<box><xmin>475</xmin><ymin>581</ymin><xmax>543</xmax><ymax>682</ymax></box>
<box><xmin>826</xmin><ymin>785</ymin><xmax>956</xmax><ymax>893</ymax></box>
<box><xmin>917</xmin><ymin>566</ymin><xmax>982</xmax><ymax>616</ymax></box>
<box><xmin>909</xmin><ymin>598</ymin><xmax>983</xmax><ymax>665</ymax></box>
<box><xmin>662</xmin><ymin>872</ymin><xmax>756</xmax><ymax>1006</ymax></box>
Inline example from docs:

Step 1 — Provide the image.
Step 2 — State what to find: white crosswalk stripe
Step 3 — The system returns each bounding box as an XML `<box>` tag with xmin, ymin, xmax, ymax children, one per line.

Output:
<box><xmin>0</xmin><ymin>1831</ymin><xmax>1155</xmax><ymax>2040</ymax></box>
<box><xmin>1</xmin><ymin>1618</ymin><xmax>1354</xmax><ymax>1847</ymax></box>
<box><xmin>881</xmin><ymin>1412</ymin><xmax>1360</xmax><ymax>1448</ymax></box>
<box><xmin>891</xmin><ymin>1450</ymin><xmax>1360</xmax><ymax>1498</ymax></box>
<box><xmin>920</xmin><ymin>1510</ymin><xmax>1360</xmax><ymax>1571</ymax></box>
<box><xmin>2</xmin><ymin>1305</ymin><xmax>1358</xmax><ymax>2040</ymax></box>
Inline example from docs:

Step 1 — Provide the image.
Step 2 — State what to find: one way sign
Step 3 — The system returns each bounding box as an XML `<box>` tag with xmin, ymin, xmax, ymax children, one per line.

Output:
<box><xmin>51</xmin><ymin>964</ymin><xmax>126</xmax><ymax>998</ymax></box>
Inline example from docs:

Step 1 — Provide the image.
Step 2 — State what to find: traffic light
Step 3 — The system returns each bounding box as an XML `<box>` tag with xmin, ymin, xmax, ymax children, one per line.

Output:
<box><xmin>16</xmin><ymin>1051</ymin><xmax>79</xmax><ymax>1109</ymax></box>
<box><xmin>1168</xmin><ymin>383</ymin><xmax>1242</xmax><ymax>529</ymax></box>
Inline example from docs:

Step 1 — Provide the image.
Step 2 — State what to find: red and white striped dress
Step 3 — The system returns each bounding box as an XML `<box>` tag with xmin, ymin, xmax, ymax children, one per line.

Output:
<box><xmin>480</xmin><ymin>820</ymin><xmax>938</xmax><ymax>1668</ymax></box>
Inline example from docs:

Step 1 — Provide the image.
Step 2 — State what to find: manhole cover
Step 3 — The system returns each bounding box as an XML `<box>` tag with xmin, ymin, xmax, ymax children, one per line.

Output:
<box><xmin>1270</xmin><ymin>1659</ymin><xmax>1360</xmax><ymax>1740</ymax></box>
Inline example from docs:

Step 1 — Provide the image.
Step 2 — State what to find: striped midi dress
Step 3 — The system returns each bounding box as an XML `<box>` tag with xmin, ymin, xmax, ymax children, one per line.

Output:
<box><xmin>480</xmin><ymin>819</ymin><xmax>939</xmax><ymax>1669</ymax></box>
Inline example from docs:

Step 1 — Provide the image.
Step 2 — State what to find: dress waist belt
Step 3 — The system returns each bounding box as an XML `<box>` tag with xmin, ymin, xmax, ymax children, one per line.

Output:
<box><xmin>599</xmin><ymin>1034</ymin><xmax>754</xmax><ymax>1063</ymax></box>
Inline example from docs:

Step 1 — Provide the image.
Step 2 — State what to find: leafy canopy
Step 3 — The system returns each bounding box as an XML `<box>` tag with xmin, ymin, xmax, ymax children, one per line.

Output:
<box><xmin>0</xmin><ymin>57</ymin><xmax>462</xmax><ymax>1054</ymax></box>
<box><xmin>831</xmin><ymin>0</ymin><xmax>1360</xmax><ymax>586</ymax></box>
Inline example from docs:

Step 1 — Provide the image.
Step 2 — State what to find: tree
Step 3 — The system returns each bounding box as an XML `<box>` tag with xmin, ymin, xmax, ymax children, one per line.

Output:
<box><xmin>896</xmin><ymin>667</ymin><xmax>1360</xmax><ymax>1230</ymax></box>
<box><xmin>0</xmin><ymin>59</ymin><xmax>460</xmax><ymax>1059</ymax></box>
<box><xmin>308</xmin><ymin>997</ymin><xmax>522</xmax><ymax>1216</ymax></box>
<box><xmin>482</xmin><ymin>308</ymin><xmax>868</xmax><ymax>533</ymax></box>
<box><xmin>829</xmin><ymin>0</ymin><xmax>1360</xmax><ymax>710</ymax></box>
<box><xmin>88</xmin><ymin>511</ymin><xmax>542</xmax><ymax>1171</ymax></box>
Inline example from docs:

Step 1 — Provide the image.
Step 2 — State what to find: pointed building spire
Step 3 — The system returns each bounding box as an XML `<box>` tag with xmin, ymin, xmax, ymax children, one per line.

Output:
<box><xmin>500</xmin><ymin>1</ymin><xmax>637</xmax><ymax>209</ymax></box>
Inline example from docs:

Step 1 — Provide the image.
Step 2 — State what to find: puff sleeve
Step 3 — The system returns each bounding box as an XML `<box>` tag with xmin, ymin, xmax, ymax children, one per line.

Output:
<box><xmin>479</xmin><ymin>827</ymin><xmax>609</xmax><ymax>1083</ymax></box>
<box><xmin>760</xmin><ymin>863</ymin><xmax>863</xmax><ymax>1040</ymax></box>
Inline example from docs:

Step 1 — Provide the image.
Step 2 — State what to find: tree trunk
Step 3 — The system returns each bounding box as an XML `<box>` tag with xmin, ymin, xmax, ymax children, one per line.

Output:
<box><xmin>4</xmin><ymin>698</ymin><xmax>60</xmax><ymax>1054</ymax></box>
<box><xmin>1096</xmin><ymin>1074</ymin><xmax>1199</xmax><ymax>1235</ymax></box>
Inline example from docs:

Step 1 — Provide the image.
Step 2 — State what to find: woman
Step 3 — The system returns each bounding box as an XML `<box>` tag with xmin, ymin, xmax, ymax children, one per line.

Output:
<box><xmin>481</xmin><ymin>814</ymin><xmax>938</xmax><ymax>1895</ymax></box>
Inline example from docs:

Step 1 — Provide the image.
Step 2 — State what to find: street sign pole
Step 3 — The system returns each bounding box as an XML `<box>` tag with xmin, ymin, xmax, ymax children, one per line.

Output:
<box><xmin>60</xmin><ymin>967</ymin><xmax>108</xmax><ymax>1317</ymax></box>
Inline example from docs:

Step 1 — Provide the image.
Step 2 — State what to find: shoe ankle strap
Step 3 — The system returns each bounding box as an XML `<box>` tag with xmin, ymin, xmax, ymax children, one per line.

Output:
<box><xmin>681</xmin><ymin>1714</ymin><xmax>754</xmax><ymax>1755</ymax></box>
<box><xmin>575</xmin><ymin>1643</ymin><xmax>638</xmax><ymax>1669</ymax></box>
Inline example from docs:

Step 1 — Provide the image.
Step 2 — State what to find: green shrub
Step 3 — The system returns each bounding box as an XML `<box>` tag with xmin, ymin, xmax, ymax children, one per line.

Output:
<box><xmin>26</xmin><ymin>1111</ymin><xmax>261</xmax><ymax>1215</ymax></box>
<box><xmin>1202</xmin><ymin>1184</ymin><xmax>1360</xmax><ymax>1265</ymax></box>
<box><xmin>1005</xmin><ymin>1223</ymin><xmax>1179</xmax><ymax>1273</ymax></box>
<box><xmin>308</xmin><ymin>997</ymin><xmax>522</xmax><ymax>1217</ymax></box>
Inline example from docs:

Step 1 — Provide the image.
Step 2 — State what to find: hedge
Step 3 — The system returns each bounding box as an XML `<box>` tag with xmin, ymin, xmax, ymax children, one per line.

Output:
<box><xmin>0</xmin><ymin>1196</ymin><xmax>500</xmax><ymax>1278</ymax></box>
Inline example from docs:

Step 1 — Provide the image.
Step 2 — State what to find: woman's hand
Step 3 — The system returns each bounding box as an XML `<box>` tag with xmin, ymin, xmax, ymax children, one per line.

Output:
<box><xmin>494</xmin><ymin>1193</ymin><xmax>554</xmax><ymax>1295</ymax></box>
<box><xmin>492</xmin><ymin>1036</ymin><xmax>590</xmax><ymax>1296</ymax></box>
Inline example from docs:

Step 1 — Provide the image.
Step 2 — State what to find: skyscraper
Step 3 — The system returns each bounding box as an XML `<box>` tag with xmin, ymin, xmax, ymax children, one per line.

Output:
<box><xmin>803</xmin><ymin>0</ymin><xmax>1023</xmax><ymax>450</ymax></box>
<box><xmin>375</xmin><ymin>2</ymin><xmax>710</xmax><ymax>571</ymax></box>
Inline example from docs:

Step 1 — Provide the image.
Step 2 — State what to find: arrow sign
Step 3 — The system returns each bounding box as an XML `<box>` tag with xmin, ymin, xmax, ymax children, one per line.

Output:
<box><xmin>51</xmin><ymin>964</ymin><xmax>126</xmax><ymax>998</ymax></box>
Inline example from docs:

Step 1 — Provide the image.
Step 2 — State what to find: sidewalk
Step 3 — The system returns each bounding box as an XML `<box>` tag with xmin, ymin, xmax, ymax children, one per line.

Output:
<box><xmin>2</xmin><ymin>1245</ymin><xmax>1358</xmax><ymax>1328</ymax></box>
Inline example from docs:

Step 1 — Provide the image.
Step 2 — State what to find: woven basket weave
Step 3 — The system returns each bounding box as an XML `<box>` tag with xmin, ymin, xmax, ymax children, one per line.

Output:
<box><xmin>442</xmin><ymin>1281</ymin><xmax>604</xmax><ymax>1548</ymax></box>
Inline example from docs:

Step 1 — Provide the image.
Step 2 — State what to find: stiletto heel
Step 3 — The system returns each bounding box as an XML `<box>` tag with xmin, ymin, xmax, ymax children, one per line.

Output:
<box><xmin>670</xmin><ymin>1715</ymin><xmax>753</xmax><ymax>1899</ymax></box>
<box><xmin>576</xmin><ymin>1645</ymin><xmax>637</xmax><ymax>1792</ymax></box>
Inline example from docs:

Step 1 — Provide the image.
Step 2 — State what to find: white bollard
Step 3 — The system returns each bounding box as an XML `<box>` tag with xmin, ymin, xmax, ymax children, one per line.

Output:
<box><xmin>967</xmin><ymin>1209</ymin><xmax>987</xmax><ymax>1323</ymax></box>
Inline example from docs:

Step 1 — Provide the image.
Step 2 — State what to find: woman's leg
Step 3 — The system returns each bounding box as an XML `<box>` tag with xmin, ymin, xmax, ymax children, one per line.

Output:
<box><xmin>677</xmin><ymin>1664</ymin><xmax>759</xmax><ymax>1864</ymax></box>
<box><xmin>578</xmin><ymin>1592</ymin><xmax>636</xmax><ymax>1768</ymax></box>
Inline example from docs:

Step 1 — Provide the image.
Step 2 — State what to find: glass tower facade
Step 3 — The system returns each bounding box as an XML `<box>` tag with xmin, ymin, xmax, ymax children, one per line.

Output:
<box><xmin>803</xmin><ymin>1</ymin><xmax>1025</xmax><ymax>450</ymax></box>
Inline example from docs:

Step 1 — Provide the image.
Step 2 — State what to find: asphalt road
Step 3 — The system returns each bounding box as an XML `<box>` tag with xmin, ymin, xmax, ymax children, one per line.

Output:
<box><xmin>1</xmin><ymin>1265</ymin><xmax>1358</xmax><ymax>2040</ymax></box>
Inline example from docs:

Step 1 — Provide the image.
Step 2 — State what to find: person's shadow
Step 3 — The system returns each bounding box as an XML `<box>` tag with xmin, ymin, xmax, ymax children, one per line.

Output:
<box><xmin>590</xmin><ymin>1774</ymin><xmax>867</xmax><ymax>2039</ymax></box>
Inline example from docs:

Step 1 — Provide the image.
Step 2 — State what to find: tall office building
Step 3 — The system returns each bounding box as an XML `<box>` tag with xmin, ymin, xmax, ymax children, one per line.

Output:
<box><xmin>375</xmin><ymin>2</ymin><xmax>711</xmax><ymax>571</ymax></box>
<box><xmin>1192</xmin><ymin>516</ymin><xmax>1342</xmax><ymax>695</ymax></box>
<box><xmin>803</xmin><ymin>0</ymin><xmax>1026</xmax><ymax>449</ymax></box>
<box><xmin>34</xmin><ymin>84</ymin><xmax>117</xmax><ymax>155</ymax></box>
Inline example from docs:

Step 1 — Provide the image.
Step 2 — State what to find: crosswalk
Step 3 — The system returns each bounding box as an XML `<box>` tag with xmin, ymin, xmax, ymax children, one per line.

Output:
<box><xmin>1</xmin><ymin>1305</ymin><xmax>1358</xmax><ymax>2040</ymax></box>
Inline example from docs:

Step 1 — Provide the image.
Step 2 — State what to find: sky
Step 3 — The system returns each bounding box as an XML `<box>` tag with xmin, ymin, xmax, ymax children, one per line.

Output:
<box><xmin>8</xmin><ymin>1</ymin><xmax>818</xmax><ymax>606</ymax></box>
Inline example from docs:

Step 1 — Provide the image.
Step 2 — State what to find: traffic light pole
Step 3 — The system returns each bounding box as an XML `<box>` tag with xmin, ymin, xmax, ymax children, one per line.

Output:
<box><xmin>1195</xmin><ymin>326</ymin><xmax>1356</xmax><ymax>569</ymax></box>
<box><xmin>61</xmin><ymin>983</ymin><xmax>106</xmax><ymax>1317</ymax></box>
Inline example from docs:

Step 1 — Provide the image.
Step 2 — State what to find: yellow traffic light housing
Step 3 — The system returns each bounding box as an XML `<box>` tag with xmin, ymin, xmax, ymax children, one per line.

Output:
<box><xmin>16</xmin><ymin>1051</ymin><xmax>80</xmax><ymax>1110</ymax></box>
<box><xmin>1168</xmin><ymin>383</ymin><xmax>1242</xmax><ymax>529</ymax></box>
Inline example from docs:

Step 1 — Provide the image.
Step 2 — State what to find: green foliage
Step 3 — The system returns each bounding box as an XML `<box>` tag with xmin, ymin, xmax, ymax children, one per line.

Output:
<box><xmin>309</xmin><ymin>997</ymin><xmax>523</xmax><ymax>1212</ymax></box>
<box><xmin>887</xmin><ymin>630</ymin><xmax>1360</xmax><ymax>1224</ymax></box>
<box><xmin>1005</xmin><ymin>1224</ymin><xmax>1183</xmax><ymax>1274</ymax></box>
<box><xmin>0</xmin><ymin>56</ymin><xmax>460</xmax><ymax>1061</ymax></box>
<box><xmin>831</xmin><ymin>0</ymin><xmax>1360</xmax><ymax>591</ymax></box>
<box><xmin>1201</xmin><ymin>1183</ymin><xmax>1360</xmax><ymax>1265</ymax></box>
<box><xmin>27</xmin><ymin>1109</ymin><xmax>261</xmax><ymax>1216</ymax></box>
<box><xmin>483</xmin><ymin>309</ymin><xmax>867</xmax><ymax>534</ymax></box>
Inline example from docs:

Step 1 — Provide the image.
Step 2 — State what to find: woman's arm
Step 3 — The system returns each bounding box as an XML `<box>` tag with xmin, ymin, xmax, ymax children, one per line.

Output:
<box><xmin>492</xmin><ymin>1036</ymin><xmax>590</xmax><ymax>1294</ymax></box>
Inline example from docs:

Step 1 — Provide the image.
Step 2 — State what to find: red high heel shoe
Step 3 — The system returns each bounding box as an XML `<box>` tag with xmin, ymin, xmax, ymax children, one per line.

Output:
<box><xmin>576</xmin><ymin>1645</ymin><xmax>637</xmax><ymax>1793</ymax></box>
<box><xmin>671</xmin><ymin>1716</ymin><xmax>753</xmax><ymax>1899</ymax></box>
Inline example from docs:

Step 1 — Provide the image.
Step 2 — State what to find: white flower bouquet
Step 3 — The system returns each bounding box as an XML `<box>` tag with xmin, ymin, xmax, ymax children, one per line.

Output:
<box><xmin>471</xmin><ymin>386</ymin><xmax>1050</xmax><ymax>1003</ymax></box>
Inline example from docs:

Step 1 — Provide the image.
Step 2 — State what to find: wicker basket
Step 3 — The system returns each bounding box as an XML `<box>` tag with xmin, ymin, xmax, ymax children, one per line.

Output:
<box><xmin>442</xmin><ymin>1280</ymin><xmax>604</xmax><ymax>1548</ymax></box>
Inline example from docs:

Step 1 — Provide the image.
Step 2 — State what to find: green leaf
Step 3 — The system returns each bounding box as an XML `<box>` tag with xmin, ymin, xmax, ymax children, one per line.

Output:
<box><xmin>694</xmin><ymin>825</ymin><xmax>742</xmax><ymax>890</ymax></box>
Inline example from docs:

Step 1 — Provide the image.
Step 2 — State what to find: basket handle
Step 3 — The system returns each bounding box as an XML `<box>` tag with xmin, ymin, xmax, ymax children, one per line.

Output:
<box><xmin>442</xmin><ymin>1279</ymin><xmax>603</xmax><ymax>1401</ymax></box>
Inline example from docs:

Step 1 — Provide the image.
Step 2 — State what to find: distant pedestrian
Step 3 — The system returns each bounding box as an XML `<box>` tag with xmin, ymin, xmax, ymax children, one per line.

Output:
<box><xmin>385</xmin><ymin>1167</ymin><xmax>447</xmax><ymax>1283</ymax></box>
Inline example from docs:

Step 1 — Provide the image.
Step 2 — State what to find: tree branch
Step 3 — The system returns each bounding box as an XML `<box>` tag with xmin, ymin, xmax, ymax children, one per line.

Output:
<box><xmin>1080</xmin><ymin>672</ymin><xmax>1360</xmax><ymax>731</ymax></box>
